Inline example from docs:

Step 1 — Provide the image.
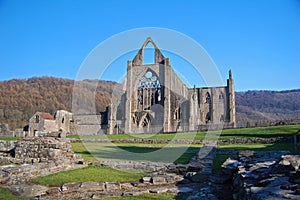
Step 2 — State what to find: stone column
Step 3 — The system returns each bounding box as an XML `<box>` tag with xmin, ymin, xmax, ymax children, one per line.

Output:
<box><xmin>227</xmin><ymin>70</ymin><xmax>236</xmax><ymax>127</ymax></box>
<box><xmin>125</xmin><ymin>61</ymin><xmax>133</xmax><ymax>133</ymax></box>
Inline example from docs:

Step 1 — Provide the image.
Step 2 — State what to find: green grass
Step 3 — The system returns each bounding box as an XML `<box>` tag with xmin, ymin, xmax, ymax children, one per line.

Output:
<box><xmin>68</xmin><ymin>124</ymin><xmax>300</xmax><ymax>141</ymax></box>
<box><xmin>218</xmin><ymin>142</ymin><xmax>297</xmax><ymax>153</ymax></box>
<box><xmin>175</xmin><ymin>153</ymin><xmax>195</xmax><ymax>164</ymax></box>
<box><xmin>0</xmin><ymin>136</ymin><xmax>21</xmax><ymax>141</ymax></box>
<box><xmin>219</xmin><ymin>125</ymin><xmax>300</xmax><ymax>139</ymax></box>
<box><xmin>32</xmin><ymin>166</ymin><xmax>147</xmax><ymax>186</ymax></box>
<box><xmin>0</xmin><ymin>188</ymin><xmax>29</xmax><ymax>200</ymax></box>
<box><xmin>102</xmin><ymin>193</ymin><xmax>178</xmax><ymax>200</ymax></box>
<box><xmin>71</xmin><ymin>142</ymin><xmax>201</xmax><ymax>164</ymax></box>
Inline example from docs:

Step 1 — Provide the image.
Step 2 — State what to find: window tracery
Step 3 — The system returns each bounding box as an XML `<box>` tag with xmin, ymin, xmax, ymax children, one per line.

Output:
<box><xmin>137</xmin><ymin>71</ymin><xmax>161</xmax><ymax>110</ymax></box>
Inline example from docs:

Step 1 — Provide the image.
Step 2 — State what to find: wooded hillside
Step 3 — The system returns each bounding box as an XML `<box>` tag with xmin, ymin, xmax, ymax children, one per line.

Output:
<box><xmin>0</xmin><ymin>77</ymin><xmax>117</xmax><ymax>129</ymax></box>
<box><xmin>0</xmin><ymin>77</ymin><xmax>299</xmax><ymax>129</ymax></box>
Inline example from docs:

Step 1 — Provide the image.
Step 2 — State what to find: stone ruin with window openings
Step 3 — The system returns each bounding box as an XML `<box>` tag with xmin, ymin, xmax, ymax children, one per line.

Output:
<box><xmin>105</xmin><ymin>37</ymin><xmax>236</xmax><ymax>134</ymax></box>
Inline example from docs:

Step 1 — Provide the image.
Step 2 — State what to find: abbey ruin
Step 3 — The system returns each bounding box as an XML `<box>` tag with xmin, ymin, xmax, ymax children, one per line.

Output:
<box><xmin>3</xmin><ymin>37</ymin><xmax>236</xmax><ymax>137</ymax></box>
<box><xmin>105</xmin><ymin>37</ymin><xmax>236</xmax><ymax>134</ymax></box>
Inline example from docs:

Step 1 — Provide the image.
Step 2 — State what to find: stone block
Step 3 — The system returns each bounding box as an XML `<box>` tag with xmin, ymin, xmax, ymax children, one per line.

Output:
<box><xmin>190</xmin><ymin>171</ymin><xmax>210</xmax><ymax>183</ymax></box>
<box><xmin>80</xmin><ymin>182</ymin><xmax>105</xmax><ymax>191</ymax></box>
<box><xmin>46</xmin><ymin>187</ymin><xmax>60</xmax><ymax>195</ymax></box>
<box><xmin>120</xmin><ymin>183</ymin><xmax>134</xmax><ymax>190</ymax></box>
<box><xmin>105</xmin><ymin>182</ymin><xmax>120</xmax><ymax>191</ymax></box>
<box><xmin>165</xmin><ymin>173</ymin><xmax>183</xmax><ymax>183</ymax></box>
<box><xmin>0</xmin><ymin>171</ymin><xmax>9</xmax><ymax>184</ymax></box>
<box><xmin>9</xmin><ymin>184</ymin><xmax>49</xmax><ymax>198</ymax></box>
<box><xmin>141</xmin><ymin>176</ymin><xmax>151</xmax><ymax>183</ymax></box>
<box><xmin>149</xmin><ymin>187</ymin><xmax>169</xmax><ymax>193</ymax></box>
<box><xmin>280</xmin><ymin>155</ymin><xmax>300</xmax><ymax>171</ymax></box>
<box><xmin>122</xmin><ymin>189</ymin><xmax>148</xmax><ymax>196</ymax></box>
<box><xmin>150</xmin><ymin>176</ymin><xmax>166</xmax><ymax>184</ymax></box>
<box><xmin>221</xmin><ymin>158</ymin><xmax>238</xmax><ymax>175</ymax></box>
<box><xmin>61</xmin><ymin>182</ymin><xmax>81</xmax><ymax>191</ymax></box>
<box><xmin>184</xmin><ymin>171</ymin><xmax>197</xmax><ymax>180</ymax></box>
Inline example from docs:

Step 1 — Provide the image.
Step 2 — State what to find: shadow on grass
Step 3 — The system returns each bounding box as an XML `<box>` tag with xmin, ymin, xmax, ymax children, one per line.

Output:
<box><xmin>74</xmin><ymin>143</ymin><xmax>199</xmax><ymax>164</ymax></box>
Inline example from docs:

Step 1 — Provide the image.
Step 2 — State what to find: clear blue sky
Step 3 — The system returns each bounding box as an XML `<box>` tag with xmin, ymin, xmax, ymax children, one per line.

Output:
<box><xmin>0</xmin><ymin>0</ymin><xmax>299</xmax><ymax>91</ymax></box>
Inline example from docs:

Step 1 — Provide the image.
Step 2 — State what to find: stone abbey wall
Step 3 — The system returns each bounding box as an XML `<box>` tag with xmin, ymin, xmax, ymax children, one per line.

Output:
<box><xmin>107</xmin><ymin>37</ymin><xmax>236</xmax><ymax>134</ymax></box>
<box><xmin>0</xmin><ymin>137</ymin><xmax>83</xmax><ymax>185</ymax></box>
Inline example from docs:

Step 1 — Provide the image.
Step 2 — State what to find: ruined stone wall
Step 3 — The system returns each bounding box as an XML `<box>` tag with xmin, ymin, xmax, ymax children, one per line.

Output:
<box><xmin>69</xmin><ymin>136</ymin><xmax>292</xmax><ymax>145</ymax></box>
<box><xmin>0</xmin><ymin>124</ymin><xmax>14</xmax><ymax>137</ymax></box>
<box><xmin>106</xmin><ymin>38</ymin><xmax>236</xmax><ymax>135</ymax></box>
<box><xmin>74</xmin><ymin>115</ymin><xmax>102</xmax><ymax>135</ymax></box>
<box><xmin>0</xmin><ymin>140</ymin><xmax>15</xmax><ymax>152</ymax></box>
<box><xmin>29</xmin><ymin>114</ymin><xmax>44</xmax><ymax>136</ymax></box>
<box><xmin>0</xmin><ymin>158</ymin><xmax>83</xmax><ymax>185</ymax></box>
<box><xmin>74</xmin><ymin>124</ymin><xmax>101</xmax><ymax>135</ymax></box>
<box><xmin>55</xmin><ymin>110</ymin><xmax>73</xmax><ymax>133</ymax></box>
<box><xmin>0</xmin><ymin>137</ymin><xmax>82</xmax><ymax>185</ymax></box>
<box><xmin>14</xmin><ymin>137</ymin><xmax>77</xmax><ymax>163</ymax></box>
<box><xmin>43</xmin><ymin>120</ymin><xmax>57</xmax><ymax>133</ymax></box>
<box><xmin>220</xmin><ymin>151</ymin><xmax>300</xmax><ymax>199</ymax></box>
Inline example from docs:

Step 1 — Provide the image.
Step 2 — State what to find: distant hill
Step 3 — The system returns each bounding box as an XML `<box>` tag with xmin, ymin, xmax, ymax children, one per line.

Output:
<box><xmin>0</xmin><ymin>77</ymin><xmax>299</xmax><ymax>130</ymax></box>
<box><xmin>0</xmin><ymin>77</ymin><xmax>117</xmax><ymax>129</ymax></box>
<box><xmin>235</xmin><ymin>89</ymin><xmax>300</xmax><ymax>123</ymax></box>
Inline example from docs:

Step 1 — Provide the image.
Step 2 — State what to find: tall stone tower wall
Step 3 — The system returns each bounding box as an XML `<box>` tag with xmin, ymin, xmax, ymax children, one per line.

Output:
<box><xmin>108</xmin><ymin>37</ymin><xmax>236</xmax><ymax>134</ymax></box>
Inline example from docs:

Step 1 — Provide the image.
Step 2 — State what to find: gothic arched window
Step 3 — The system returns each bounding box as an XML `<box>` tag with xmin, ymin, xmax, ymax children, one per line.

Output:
<box><xmin>137</xmin><ymin>71</ymin><xmax>161</xmax><ymax>110</ymax></box>
<box><xmin>138</xmin><ymin>71</ymin><xmax>160</xmax><ymax>89</ymax></box>
<box><xmin>174</xmin><ymin>108</ymin><xmax>181</xmax><ymax>121</ymax></box>
<box><xmin>219</xmin><ymin>92</ymin><xmax>224</xmax><ymax>102</ymax></box>
<box><xmin>205</xmin><ymin>92</ymin><xmax>211</xmax><ymax>104</ymax></box>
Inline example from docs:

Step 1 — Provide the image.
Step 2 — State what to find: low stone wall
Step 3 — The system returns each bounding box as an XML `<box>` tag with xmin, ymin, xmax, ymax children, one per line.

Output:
<box><xmin>10</xmin><ymin>172</ymin><xmax>184</xmax><ymax>199</ymax></box>
<box><xmin>0</xmin><ymin>140</ymin><xmax>16</xmax><ymax>152</ymax></box>
<box><xmin>70</xmin><ymin>136</ymin><xmax>292</xmax><ymax>145</ymax></box>
<box><xmin>70</xmin><ymin>138</ymin><xmax>203</xmax><ymax>144</ymax></box>
<box><xmin>221</xmin><ymin>151</ymin><xmax>300</xmax><ymax>199</ymax></box>
<box><xmin>91</xmin><ymin>160</ymin><xmax>171</xmax><ymax>172</ymax></box>
<box><xmin>14</xmin><ymin>137</ymin><xmax>77</xmax><ymax>163</ymax></box>
<box><xmin>217</xmin><ymin>136</ymin><xmax>291</xmax><ymax>144</ymax></box>
<box><xmin>0</xmin><ymin>160</ymin><xmax>84</xmax><ymax>185</ymax></box>
<box><xmin>0</xmin><ymin>137</ymin><xmax>84</xmax><ymax>184</ymax></box>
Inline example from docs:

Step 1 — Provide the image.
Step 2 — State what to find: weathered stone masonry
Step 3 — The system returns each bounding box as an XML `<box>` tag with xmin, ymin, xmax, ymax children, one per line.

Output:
<box><xmin>0</xmin><ymin>137</ymin><xmax>83</xmax><ymax>185</ymax></box>
<box><xmin>104</xmin><ymin>37</ymin><xmax>236</xmax><ymax>134</ymax></box>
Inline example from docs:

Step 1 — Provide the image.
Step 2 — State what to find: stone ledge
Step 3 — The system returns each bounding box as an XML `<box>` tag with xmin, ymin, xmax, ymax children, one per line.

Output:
<box><xmin>70</xmin><ymin>136</ymin><xmax>292</xmax><ymax>145</ymax></box>
<box><xmin>231</xmin><ymin>151</ymin><xmax>300</xmax><ymax>199</ymax></box>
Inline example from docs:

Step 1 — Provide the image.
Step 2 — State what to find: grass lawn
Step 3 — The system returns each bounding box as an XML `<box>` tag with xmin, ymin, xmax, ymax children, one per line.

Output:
<box><xmin>0</xmin><ymin>188</ymin><xmax>29</xmax><ymax>200</ymax></box>
<box><xmin>68</xmin><ymin>124</ymin><xmax>300</xmax><ymax>141</ymax></box>
<box><xmin>218</xmin><ymin>142</ymin><xmax>297</xmax><ymax>153</ymax></box>
<box><xmin>71</xmin><ymin>142</ymin><xmax>201</xmax><ymax>164</ymax></box>
<box><xmin>32</xmin><ymin>165</ymin><xmax>147</xmax><ymax>186</ymax></box>
<box><xmin>0</xmin><ymin>136</ymin><xmax>21</xmax><ymax>141</ymax></box>
<box><xmin>219</xmin><ymin>125</ymin><xmax>300</xmax><ymax>139</ymax></box>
